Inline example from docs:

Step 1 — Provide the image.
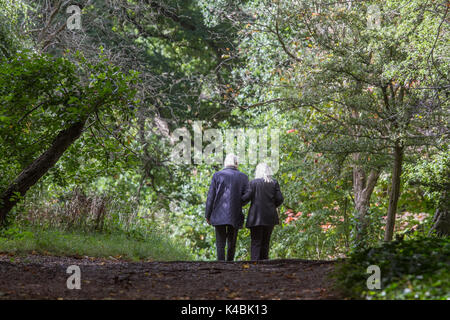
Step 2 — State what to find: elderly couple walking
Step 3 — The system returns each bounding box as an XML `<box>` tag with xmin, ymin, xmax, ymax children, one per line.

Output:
<box><xmin>205</xmin><ymin>154</ymin><xmax>284</xmax><ymax>261</ymax></box>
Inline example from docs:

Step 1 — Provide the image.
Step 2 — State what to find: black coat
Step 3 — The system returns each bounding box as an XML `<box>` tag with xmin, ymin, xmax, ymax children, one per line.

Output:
<box><xmin>205</xmin><ymin>167</ymin><xmax>249</xmax><ymax>229</ymax></box>
<box><xmin>243</xmin><ymin>178</ymin><xmax>284</xmax><ymax>228</ymax></box>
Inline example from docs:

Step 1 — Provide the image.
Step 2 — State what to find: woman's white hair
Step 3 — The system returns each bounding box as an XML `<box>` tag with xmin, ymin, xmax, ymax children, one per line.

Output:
<box><xmin>255</xmin><ymin>163</ymin><xmax>273</xmax><ymax>183</ymax></box>
<box><xmin>224</xmin><ymin>154</ymin><xmax>238</xmax><ymax>168</ymax></box>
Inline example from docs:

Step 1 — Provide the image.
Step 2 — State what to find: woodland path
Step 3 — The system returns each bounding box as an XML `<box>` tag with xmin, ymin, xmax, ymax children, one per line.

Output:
<box><xmin>0</xmin><ymin>253</ymin><xmax>343</xmax><ymax>300</ymax></box>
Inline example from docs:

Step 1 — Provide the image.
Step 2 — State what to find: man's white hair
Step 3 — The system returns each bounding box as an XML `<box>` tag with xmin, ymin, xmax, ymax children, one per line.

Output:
<box><xmin>255</xmin><ymin>163</ymin><xmax>273</xmax><ymax>183</ymax></box>
<box><xmin>224</xmin><ymin>154</ymin><xmax>238</xmax><ymax>168</ymax></box>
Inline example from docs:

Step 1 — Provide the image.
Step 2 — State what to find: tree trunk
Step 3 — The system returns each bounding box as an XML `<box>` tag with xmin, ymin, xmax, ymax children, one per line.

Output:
<box><xmin>429</xmin><ymin>190</ymin><xmax>450</xmax><ymax>236</ymax></box>
<box><xmin>431</xmin><ymin>208</ymin><xmax>450</xmax><ymax>236</ymax></box>
<box><xmin>0</xmin><ymin>120</ymin><xmax>86</xmax><ymax>224</ymax></box>
<box><xmin>384</xmin><ymin>143</ymin><xmax>404</xmax><ymax>241</ymax></box>
<box><xmin>342</xmin><ymin>196</ymin><xmax>350</xmax><ymax>250</ymax></box>
<box><xmin>352</xmin><ymin>153</ymin><xmax>380</xmax><ymax>244</ymax></box>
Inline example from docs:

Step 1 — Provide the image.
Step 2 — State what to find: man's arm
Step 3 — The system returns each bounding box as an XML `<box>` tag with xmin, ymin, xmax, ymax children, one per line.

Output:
<box><xmin>242</xmin><ymin>176</ymin><xmax>251</xmax><ymax>205</ymax></box>
<box><xmin>205</xmin><ymin>174</ymin><xmax>216</xmax><ymax>222</ymax></box>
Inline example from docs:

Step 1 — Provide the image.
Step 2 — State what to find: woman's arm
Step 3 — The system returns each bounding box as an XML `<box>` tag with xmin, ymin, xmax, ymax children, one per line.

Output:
<box><xmin>274</xmin><ymin>180</ymin><xmax>284</xmax><ymax>207</ymax></box>
<box><xmin>242</xmin><ymin>180</ymin><xmax>253</xmax><ymax>205</ymax></box>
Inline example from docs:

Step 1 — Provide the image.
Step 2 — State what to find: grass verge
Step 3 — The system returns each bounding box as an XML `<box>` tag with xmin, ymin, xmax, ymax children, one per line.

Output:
<box><xmin>0</xmin><ymin>226</ymin><xmax>192</xmax><ymax>261</ymax></box>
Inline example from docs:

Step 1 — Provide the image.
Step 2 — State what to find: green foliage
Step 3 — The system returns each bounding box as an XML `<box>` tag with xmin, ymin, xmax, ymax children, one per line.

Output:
<box><xmin>0</xmin><ymin>49</ymin><xmax>137</xmax><ymax>193</ymax></box>
<box><xmin>228</xmin><ymin>0</ymin><xmax>448</xmax><ymax>248</ymax></box>
<box><xmin>0</xmin><ymin>2</ymin><xmax>448</xmax><ymax>297</ymax></box>
<box><xmin>404</xmin><ymin>150</ymin><xmax>450</xmax><ymax>205</ymax></box>
<box><xmin>333</xmin><ymin>237</ymin><xmax>450</xmax><ymax>299</ymax></box>
<box><xmin>0</xmin><ymin>0</ymin><xmax>31</xmax><ymax>59</ymax></box>
<box><xmin>0</xmin><ymin>225</ymin><xmax>192</xmax><ymax>261</ymax></box>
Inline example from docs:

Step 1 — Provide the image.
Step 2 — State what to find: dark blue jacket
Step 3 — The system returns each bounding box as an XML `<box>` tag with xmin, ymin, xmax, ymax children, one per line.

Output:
<box><xmin>205</xmin><ymin>167</ymin><xmax>249</xmax><ymax>229</ymax></box>
<box><xmin>243</xmin><ymin>178</ymin><xmax>284</xmax><ymax>228</ymax></box>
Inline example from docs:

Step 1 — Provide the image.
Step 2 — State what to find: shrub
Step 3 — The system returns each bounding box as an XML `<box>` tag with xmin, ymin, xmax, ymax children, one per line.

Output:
<box><xmin>333</xmin><ymin>237</ymin><xmax>450</xmax><ymax>299</ymax></box>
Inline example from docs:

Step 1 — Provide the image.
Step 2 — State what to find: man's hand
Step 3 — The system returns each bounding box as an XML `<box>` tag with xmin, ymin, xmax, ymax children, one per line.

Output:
<box><xmin>206</xmin><ymin>218</ymin><xmax>211</xmax><ymax>225</ymax></box>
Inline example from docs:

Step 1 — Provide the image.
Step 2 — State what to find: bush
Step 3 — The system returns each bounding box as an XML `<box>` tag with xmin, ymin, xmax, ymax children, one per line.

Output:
<box><xmin>333</xmin><ymin>237</ymin><xmax>450</xmax><ymax>299</ymax></box>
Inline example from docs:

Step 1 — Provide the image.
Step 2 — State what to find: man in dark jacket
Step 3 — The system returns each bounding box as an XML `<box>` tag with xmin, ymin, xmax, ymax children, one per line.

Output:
<box><xmin>205</xmin><ymin>154</ymin><xmax>249</xmax><ymax>261</ymax></box>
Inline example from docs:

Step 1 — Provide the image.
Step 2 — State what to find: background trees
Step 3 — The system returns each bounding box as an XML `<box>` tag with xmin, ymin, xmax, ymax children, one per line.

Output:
<box><xmin>0</xmin><ymin>0</ymin><xmax>448</xmax><ymax>259</ymax></box>
<box><xmin>0</xmin><ymin>50</ymin><xmax>137</xmax><ymax>223</ymax></box>
<box><xmin>224</xmin><ymin>0</ymin><xmax>448</xmax><ymax>245</ymax></box>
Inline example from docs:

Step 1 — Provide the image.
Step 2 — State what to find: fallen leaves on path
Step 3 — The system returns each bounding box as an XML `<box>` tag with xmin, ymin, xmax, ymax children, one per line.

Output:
<box><xmin>0</xmin><ymin>254</ymin><xmax>342</xmax><ymax>300</ymax></box>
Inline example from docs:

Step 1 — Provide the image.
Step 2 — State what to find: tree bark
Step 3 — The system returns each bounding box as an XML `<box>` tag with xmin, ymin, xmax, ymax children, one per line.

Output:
<box><xmin>384</xmin><ymin>143</ymin><xmax>404</xmax><ymax>241</ymax></box>
<box><xmin>431</xmin><ymin>208</ymin><xmax>450</xmax><ymax>236</ymax></box>
<box><xmin>353</xmin><ymin>153</ymin><xmax>381</xmax><ymax>244</ymax></box>
<box><xmin>429</xmin><ymin>190</ymin><xmax>450</xmax><ymax>236</ymax></box>
<box><xmin>0</xmin><ymin>120</ymin><xmax>86</xmax><ymax>224</ymax></box>
<box><xmin>342</xmin><ymin>196</ymin><xmax>350</xmax><ymax>250</ymax></box>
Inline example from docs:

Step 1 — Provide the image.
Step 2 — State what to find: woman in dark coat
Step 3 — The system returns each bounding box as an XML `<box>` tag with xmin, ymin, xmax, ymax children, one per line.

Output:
<box><xmin>243</xmin><ymin>163</ymin><xmax>284</xmax><ymax>260</ymax></box>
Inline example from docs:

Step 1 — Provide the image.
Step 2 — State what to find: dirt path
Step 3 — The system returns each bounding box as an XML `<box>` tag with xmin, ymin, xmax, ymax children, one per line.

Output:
<box><xmin>0</xmin><ymin>253</ymin><xmax>342</xmax><ymax>300</ymax></box>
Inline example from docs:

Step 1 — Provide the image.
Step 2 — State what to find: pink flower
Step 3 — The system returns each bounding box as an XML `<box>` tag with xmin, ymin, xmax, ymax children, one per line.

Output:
<box><xmin>284</xmin><ymin>216</ymin><xmax>294</xmax><ymax>224</ymax></box>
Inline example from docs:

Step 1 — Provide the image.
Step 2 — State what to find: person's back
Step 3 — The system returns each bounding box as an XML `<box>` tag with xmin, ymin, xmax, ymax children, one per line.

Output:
<box><xmin>206</xmin><ymin>167</ymin><xmax>249</xmax><ymax>229</ymax></box>
<box><xmin>243</xmin><ymin>163</ymin><xmax>283</xmax><ymax>261</ymax></box>
<box><xmin>205</xmin><ymin>154</ymin><xmax>249</xmax><ymax>261</ymax></box>
<box><xmin>245</xmin><ymin>178</ymin><xmax>283</xmax><ymax>228</ymax></box>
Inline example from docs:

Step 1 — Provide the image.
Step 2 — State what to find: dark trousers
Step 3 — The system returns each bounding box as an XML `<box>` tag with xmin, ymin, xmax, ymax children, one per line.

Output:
<box><xmin>250</xmin><ymin>225</ymin><xmax>274</xmax><ymax>261</ymax></box>
<box><xmin>215</xmin><ymin>225</ymin><xmax>238</xmax><ymax>261</ymax></box>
